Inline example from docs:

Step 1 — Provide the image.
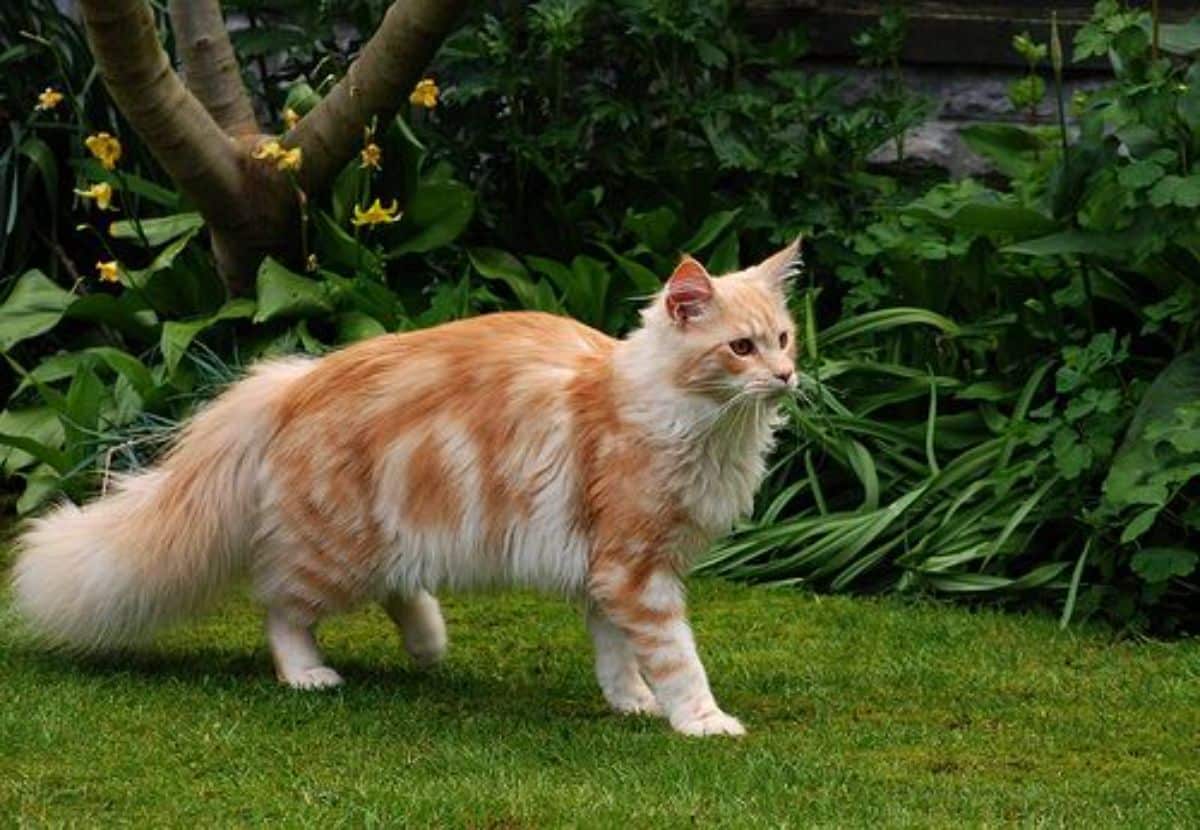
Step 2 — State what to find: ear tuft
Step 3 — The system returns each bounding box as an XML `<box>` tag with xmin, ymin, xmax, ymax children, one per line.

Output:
<box><xmin>664</xmin><ymin>255</ymin><xmax>714</xmax><ymax>324</ymax></box>
<box><xmin>758</xmin><ymin>236</ymin><xmax>804</xmax><ymax>292</ymax></box>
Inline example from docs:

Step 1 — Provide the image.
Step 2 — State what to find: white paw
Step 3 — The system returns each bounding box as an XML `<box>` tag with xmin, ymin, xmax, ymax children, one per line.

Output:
<box><xmin>405</xmin><ymin>637</ymin><xmax>447</xmax><ymax>669</ymax></box>
<box><xmin>672</xmin><ymin>709</ymin><xmax>746</xmax><ymax>737</ymax></box>
<box><xmin>281</xmin><ymin>666</ymin><xmax>345</xmax><ymax>690</ymax></box>
<box><xmin>607</xmin><ymin>687</ymin><xmax>662</xmax><ymax>717</ymax></box>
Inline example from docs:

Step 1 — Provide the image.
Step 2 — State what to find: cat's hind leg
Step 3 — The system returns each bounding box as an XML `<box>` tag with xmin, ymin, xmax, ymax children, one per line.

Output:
<box><xmin>382</xmin><ymin>590</ymin><xmax>447</xmax><ymax>668</ymax></box>
<box><xmin>266</xmin><ymin>607</ymin><xmax>344</xmax><ymax>689</ymax></box>
<box><xmin>587</xmin><ymin>606</ymin><xmax>661</xmax><ymax>716</ymax></box>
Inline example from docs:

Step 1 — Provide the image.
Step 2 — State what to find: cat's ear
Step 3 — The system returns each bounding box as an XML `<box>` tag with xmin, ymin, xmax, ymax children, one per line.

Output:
<box><xmin>664</xmin><ymin>255</ymin><xmax>714</xmax><ymax>324</ymax></box>
<box><xmin>757</xmin><ymin>236</ymin><xmax>804</xmax><ymax>293</ymax></box>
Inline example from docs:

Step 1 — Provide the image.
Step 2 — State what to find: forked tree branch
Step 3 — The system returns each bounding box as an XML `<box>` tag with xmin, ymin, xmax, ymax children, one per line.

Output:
<box><xmin>288</xmin><ymin>0</ymin><xmax>468</xmax><ymax>193</ymax></box>
<box><xmin>167</xmin><ymin>0</ymin><xmax>259</xmax><ymax>137</ymax></box>
<box><xmin>79</xmin><ymin>0</ymin><xmax>244</xmax><ymax>220</ymax></box>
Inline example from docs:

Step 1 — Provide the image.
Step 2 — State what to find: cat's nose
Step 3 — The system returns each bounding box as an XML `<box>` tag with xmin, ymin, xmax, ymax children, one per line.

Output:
<box><xmin>775</xmin><ymin>370</ymin><xmax>794</xmax><ymax>385</ymax></box>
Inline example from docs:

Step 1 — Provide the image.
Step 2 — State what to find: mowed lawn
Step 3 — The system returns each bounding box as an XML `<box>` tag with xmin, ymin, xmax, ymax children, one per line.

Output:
<box><xmin>1</xmin><ymin>568</ymin><xmax>1198</xmax><ymax>827</ymax></box>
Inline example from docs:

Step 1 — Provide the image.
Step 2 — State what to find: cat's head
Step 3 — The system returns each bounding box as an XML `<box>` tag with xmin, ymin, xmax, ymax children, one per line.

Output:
<box><xmin>637</xmin><ymin>239</ymin><xmax>801</xmax><ymax>403</ymax></box>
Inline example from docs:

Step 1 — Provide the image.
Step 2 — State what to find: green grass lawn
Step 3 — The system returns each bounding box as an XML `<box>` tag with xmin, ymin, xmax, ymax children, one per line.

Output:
<box><xmin>2</xmin><ymin>576</ymin><xmax>1198</xmax><ymax>827</ymax></box>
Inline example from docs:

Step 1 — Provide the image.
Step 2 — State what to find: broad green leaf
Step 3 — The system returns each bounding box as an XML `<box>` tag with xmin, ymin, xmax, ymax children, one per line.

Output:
<box><xmin>254</xmin><ymin>258</ymin><xmax>333</xmax><ymax>323</ymax></box>
<box><xmin>958</xmin><ymin>123</ymin><xmax>1047</xmax><ymax>178</ymax></box>
<box><xmin>681</xmin><ymin>210</ymin><xmax>740</xmax><ymax>253</ymax></box>
<box><xmin>0</xmin><ymin>270</ymin><xmax>74</xmax><ymax>350</ymax></box>
<box><xmin>161</xmin><ymin>299</ymin><xmax>256</xmax><ymax>374</ymax></box>
<box><xmin>1158</xmin><ymin>17</ymin><xmax>1200</xmax><ymax>55</ymax></box>
<box><xmin>1120</xmin><ymin>506</ymin><xmax>1160</xmax><ymax>544</ymax></box>
<box><xmin>623</xmin><ymin>207</ymin><xmax>679</xmax><ymax>252</ymax></box>
<box><xmin>707</xmin><ymin>231</ymin><xmax>741</xmax><ymax>275</ymax></box>
<box><xmin>1002</xmin><ymin>230</ymin><xmax>1132</xmax><ymax>258</ymax></box>
<box><xmin>1105</xmin><ymin>351</ymin><xmax>1200</xmax><ymax>509</ymax></box>
<box><xmin>17</xmin><ymin>464</ymin><xmax>60</xmax><ymax>515</ymax></box>
<box><xmin>1130</xmin><ymin>547</ymin><xmax>1198</xmax><ymax>583</ymax></box>
<box><xmin>904</xmin><ymin>197</ymin><xmax>1057</xmax><ymax>236</ymax></box>
<box><xmin>598</xmin><ymin>245</ymin><xmax>662</xmax><ymax>295</ymax></box>
<box><xmin>63</xmin><ymin>365</ymin><xmax>105</xmax><ymax>465</ymax></box>
<box><xmin>335</xmin><ymin>311</ymin><xmax>387</xmax><ymax>343</ymax></box>
<box><xmin>1117</xmin><ymin>160</ymin><xmax>1165</xmax><ymax>190</ymax></box>
<box><xmin>468</xmin><ymin>248</ymin><xmax>558</xmax><ymax>311</ymax></box>
<box><xmin>388</xmin><ymin>180</ymin><xmax>475</xmax><ymax>256</ymax></box>
<box><xmin>0</xmin><ymin>407</ymin><xmax>65</xmax><ymax>474</ymax></box>
<box><xmin>108</xmin><ymin>212</ymin><xmax>204</xmax><ymax>246</ymax></box>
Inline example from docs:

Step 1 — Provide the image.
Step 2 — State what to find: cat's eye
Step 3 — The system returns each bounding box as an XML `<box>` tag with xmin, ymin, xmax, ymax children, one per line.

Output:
<box><xmin>779</xmin><ymin>331</ymin><xmax>789</xmax><ymax>349</ymax></box>
<box><xmin>729</xmin><ymin>338</ymin><xmax>756</xmax><ymax>356</ymax></box>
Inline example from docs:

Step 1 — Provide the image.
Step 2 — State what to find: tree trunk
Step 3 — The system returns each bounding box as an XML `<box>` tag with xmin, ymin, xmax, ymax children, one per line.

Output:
<box><xmin>78</xmin><ymin>0</ymin><xmax>468</xmax><ymax>293</ymax></box>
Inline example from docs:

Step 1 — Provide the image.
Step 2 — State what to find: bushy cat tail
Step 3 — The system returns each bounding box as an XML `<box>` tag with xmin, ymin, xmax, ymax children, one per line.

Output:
<box><xmin>10</xmin><ymin>358</ymin><xmax>313</xmax><ymax>652</ymax></box>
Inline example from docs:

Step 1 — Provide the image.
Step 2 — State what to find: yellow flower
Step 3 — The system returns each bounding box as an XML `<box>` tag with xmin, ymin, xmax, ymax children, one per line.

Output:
<box><xmin>283</xmin><ymin>107</ymin><xmax>300</xmax><ymax>130</ymax></box>
<box><xmin>252</xmin><ymin>139</ymin><xmax>284</xmax><ymax>161</ymax></box>
<box><xmin>253</xmin><ymin>139</ymin><xmax>302</xmax><ymax>172</ymax></box>
<box><xmin>360</xmin><ymin>142</ymin><xmax>382</xmax><ymax>170</ymax></box>
<box><xmin>305</xmin><ymin>253</ymin><xmax>319</xmax><ymax>273</ymax></box>
<box><xmin>277</xmin><ymin>147</ymin><xmax>302</xmax><ymax>172</ymax></box>
<box><xmin>85</xmin><ymin>132</ymin><xmax>122</xmax><ymax>170</ymax></box>
<box><xmin>36</xmin><ymin>87</ymin><xmax>64</xmax><ymax>112</ymax></box>
<box><xmin>409</xmin><ymin>78</ymin><xmax>438</xmax><ymax>108</ymax></box>
<box><xmin>75</xmin><ymin>182</ymin><xmax>115</xmax><ymax>211</ymax></box>
<box><xmin>351</xmin><ymin>198</ymin><xmax>402</xmax><ymax>227</ymax></box>
<box><xmin>96</xmin><ymin>260</ymin><xmax>120</xmax><ymax>283</ymax></box>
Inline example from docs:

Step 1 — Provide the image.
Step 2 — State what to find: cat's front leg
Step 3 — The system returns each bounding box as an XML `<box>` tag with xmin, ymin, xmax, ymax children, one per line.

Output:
<box><xmin>589</xmin><ymin>563</ymin><xmax>744</xmax><ymax>737</ymax></box>
<box><xmin>587</xmin><ymin>606</ymin><xmax>661</xmax><ymax>716</ymax></box>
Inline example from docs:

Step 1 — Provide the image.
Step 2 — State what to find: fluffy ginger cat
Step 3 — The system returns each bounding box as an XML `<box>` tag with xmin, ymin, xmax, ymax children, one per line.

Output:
<box><xmin>12</xmin><ymin>241</ymin><xmax>800</xmax><ymax>737</ymax></box>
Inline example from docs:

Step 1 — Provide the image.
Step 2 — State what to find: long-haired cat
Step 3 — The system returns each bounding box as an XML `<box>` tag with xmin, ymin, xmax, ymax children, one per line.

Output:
<box><xmin>12</xmin><ymin>241</ymin><xmax>800</xmax><ymax>737</ymax></box>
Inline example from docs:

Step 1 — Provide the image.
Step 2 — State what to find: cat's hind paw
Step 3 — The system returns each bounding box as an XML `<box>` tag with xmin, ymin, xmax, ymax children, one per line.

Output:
<box><xmin>671</xmin><ymin>709</ymin><xmax>746</xmax><ymax>737</ymax></box>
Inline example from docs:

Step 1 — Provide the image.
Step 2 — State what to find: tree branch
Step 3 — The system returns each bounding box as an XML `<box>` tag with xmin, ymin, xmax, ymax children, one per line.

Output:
<box><xmin>79</xmin><ymin>0</ymin><xmax>244</xmax><ymax>223</ymax></box>
<box><xmin>288</xmin><ymin>0</ymin><xmax>468</xmax><ymax>193</ymax></box>
<box><xmin>167</xmin><ymin>0</ymin><xmax>259</xmax><ymax>137</ymax></box>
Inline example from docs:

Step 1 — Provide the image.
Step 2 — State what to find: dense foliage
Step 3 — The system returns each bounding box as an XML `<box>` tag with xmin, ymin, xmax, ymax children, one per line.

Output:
<box><xmin>1</xmin><ymin>0</ymin><xmax>1198</xmax><ymax>632</ymax></box>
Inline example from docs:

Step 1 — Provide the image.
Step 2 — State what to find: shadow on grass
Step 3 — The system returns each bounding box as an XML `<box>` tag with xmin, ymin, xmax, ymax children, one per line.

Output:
<box><xmin>6</xmin><ymin>641</ymin><xmax>604</xmax><ymax>723</ymax></box>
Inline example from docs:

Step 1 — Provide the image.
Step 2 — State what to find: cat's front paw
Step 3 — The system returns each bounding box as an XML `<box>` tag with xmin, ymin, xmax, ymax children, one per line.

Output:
<box><xmin>671</xmin><ymin>708</ymin><xmax>746</xmax><ymax>737</ymax></box>
<box><xmin>606</xmin><ymin>686</ymin><xmax>662</xmax><ymax>717</ymax></box>
<box><xmin>281</xmin><ymin>666</ymin><xmax>345</xmax><ymax>690</ymax></box>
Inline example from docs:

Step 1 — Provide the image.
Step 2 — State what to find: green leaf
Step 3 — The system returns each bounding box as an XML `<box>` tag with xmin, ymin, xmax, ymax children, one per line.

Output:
<box><xmin>904</xmin><ymin>198</ymin><xmax>1057</xmax><ymax>236</ymax></box>
<box><xmin>1130</xmin><ymin>547</ymin><xmax>1198</xmax><ymax>583</ymax></box>
<box><xmin>1120</xmin><ymin>506</ymin><xmax>1160</xmax><ymax>544</ymax></box>
<box><xmin>0</xmin><ymin>407</ymin><xmax>65</xmax><ymax>474</ymax></box>
<box><xmin>388</xmin><ymin>180</ymin><xmax>475</xmax><ymax>256</ymax></box>
<box><xmin>161</xmin><ymin>299</ymin><xmax>255</xmax><ymax>375</ymax></box>
<box><xmin>254</xmin><ymin>258</ymin><xmax>333</xmax><ymax>323</ymax></box>
<box><xmin>1105</xmin><ymin>351</ymin><xmax>1200</xmax><ymax>510</ymax></box>
<box><xmin>623</xmin><ymin>207</ymin><xmax>679</xmax><ymax>252</ymax></box>
<box><xmin>108</xmin><ymin>212</ymin><xmax>204</xmax><ymax>247</ymax></box>
<box><xmin>20</xmin><ymin>137</ymin><xmax>58</xmax><ymax>210</ymax></box>
<box><xmin>958</xmin><ymin>123</ymin><xmax>1047</xmax><ymax>178</ymax></box>
<box><xmin>1158</xmin><ymin>17</ymin><xmax>1200</xmax><ymax>55</ymax></box>
<box><xmin>819</xmin><ymin>307</ymin><xmax>961</xmax><ymax>348</ymax></box>
<box><xmin>335</xmin><ymin>311</ymin><xmax>387</xmax><ymax>343</ymax></box>
<box><xmin>599</xmin><ymin>245</ymin><xmax>662</xmax><ymax>295</ymax></box>
<box><xmin>63</xmin><ymin>366</ymin><xmax>105</xmax><ymax>465</ymax></box>
<box><xmin>17</xmin><ymin>464</ymin><xmax>60</xmax><ymax>515</ymax></box>
<box><xmin>468</xmin><ymin>248</ymin><xmax>559</xmax><ymax>312</ymax></box>
<box><xmin>707</xmin><ymin>232</ymin><xmax>741</xmax><ymax>275</ymax></box>
<box><xmin>0</xmin><ymin>270</ymin><xmax>74</xmax><ymax>350</ymax></box>
<box><xmin>681</xmin><ymin>210</ymin><xmax>740</xmax><ymax>254</ymax></box>
<box><xmin>1002</xmin><ymin>230</ymin><xmax>1132</xmax><ymax>258</ymax></box>
<box><xmin>1117</xmin><ymin>160</ymin><xmax>1165</xmax><ymax>190</ymax></box>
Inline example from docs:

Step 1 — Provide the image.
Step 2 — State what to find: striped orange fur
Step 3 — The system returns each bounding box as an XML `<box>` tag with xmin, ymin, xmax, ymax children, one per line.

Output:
<box><xmin>11</xmin><ymin>240</ymin><xmax>801</xmax><ymax>736</ymax></box>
